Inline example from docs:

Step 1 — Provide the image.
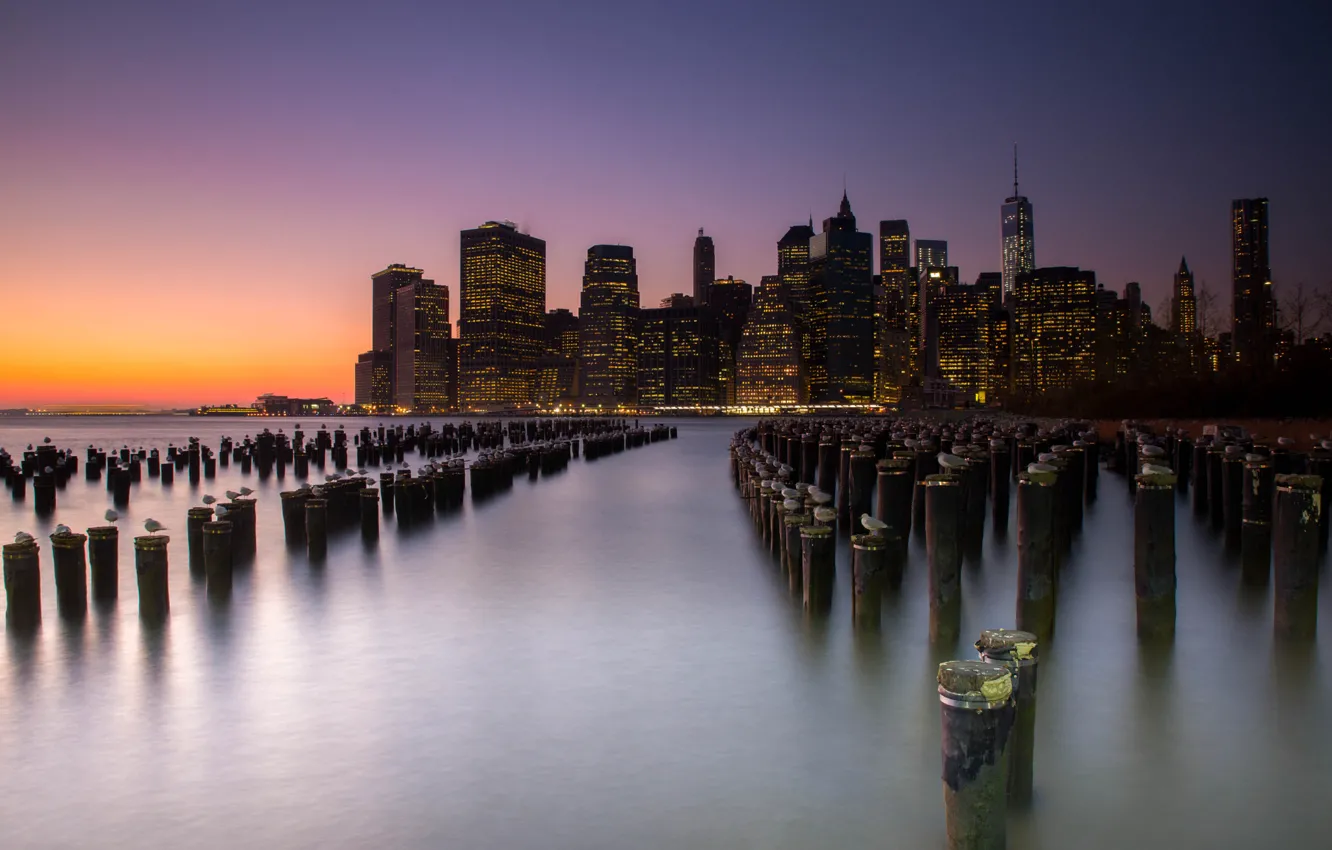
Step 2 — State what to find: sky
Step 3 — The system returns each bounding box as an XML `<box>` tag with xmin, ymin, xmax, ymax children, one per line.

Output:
<box><xmin>1</xmin><ymin>0</ymin><xmax>1329</xmax><ymax>407</ymax></box>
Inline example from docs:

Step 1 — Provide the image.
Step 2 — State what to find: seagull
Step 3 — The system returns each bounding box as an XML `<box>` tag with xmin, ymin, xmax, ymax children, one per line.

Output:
<box><xmin>783</xmin><ymin>498</ymin><xmax>803</xmax><ymax>512</ymax></box>
<box><xmin>810</xmin><ymin>490</ymin><xmax>834</xmax><ymax>506</ymax></box>
<box><xmin>215</xmin><ymin>504</ymin><xmax>230</xmax><ymax>517</ymax></box>
<box><xmin>1140</xmin><ymin>445</ymin><xmax>1165</xmax><ymax>458</ymax></box>
<box><xmin>861</xmin><ymin>514</ymin><xmax>888</xmax><ymax>534</ymax></box>
<box><xmin>937</xmin><ymin>452</ymin><xmax>966</xmax><ymax>472</ymax></box>
<box><xmin>54</xmin><ymin>524</ymin><xmax>72</xmax><ymax>536</ymax></box>
<box><xmin>43</xmin><ymin>437</ymin><xmax>51</xmax><ymax>444</ymax></box>
<box><xmin>104</xmin><ymin>509</ymin><xmax>119</xmax><ymax>524</ymax></box>
<box><xmin>43</xmin><ymin>466</ymin><xmax>53</xmax><ymax>475</ymax></box>
<box><xmin>1141</xmin><ymin>463</ymin><xmax>1174</xmax><ymax>476</ymax></box>
<box><xmin>781</xmin><ymin>488</ymin><xmax>800</xmax><ymax>500</ymax></box>
<box><xmin>813</xmin><ymin>507</ymin><xmax>837</xmax><ymax>524</ymax></box>
<box><xmin>202</xmin><ymin>495</ymin><xmax>217</xmax><ymax>505</ymax></box>
<box><xmin>325</xmin><ymin>474</ymin><xmax>341</xmax><ymax>482</ymax></box>
<box><xmin>238</xmin><ymin>487</ymin><xmax>254</xmax><ymax>497</ymax></box>
<box><xmin>1245</xmin><ymin>453</ymin><xmax>1267</xmax><ymax>463</ymax></box>
<box><xmin>143</xmin><ymin>518</ymin><xmax>166</xmax><ymax>535</ymax></box>
<box><xmin>1037</xmin><ymin>452</ymin><xmax>1058</xmax><ymax>463</ymax></box>
<box><xmin>225</xmin><ymin>490</ymin><xmax>241</xmax><ymax>501</ymax></box>
<box><xmin>14</xmin><ymin>531</ymin><xmax>34</xmax><ymax>544</ymax></box>
<box><xmin>356</xmin><ymin>468</ymin><xmax>367</xmax><ymax>476</ymax></box>
<box><xmin>1028</xmin><ymin>463</ymin><xmax>1057</xmax><ymax>475</ymax></box>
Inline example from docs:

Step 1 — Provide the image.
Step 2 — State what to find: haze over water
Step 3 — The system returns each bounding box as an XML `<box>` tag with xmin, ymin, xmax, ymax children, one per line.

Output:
<box><xmin>0</xmin><ymin>416</ymin><xmax>1328</xmax><ymax>849</ymax></box>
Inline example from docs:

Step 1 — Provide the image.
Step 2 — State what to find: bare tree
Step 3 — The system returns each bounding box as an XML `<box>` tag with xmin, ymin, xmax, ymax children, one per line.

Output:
<box><xmin>1156</xmin><ymin>294</ymin><xmax>1173</xmax><ymax>331</ymax></box>
<box><xmin>1195</xmin><ymin>279</ymin><xmax>1224</xmax><ymax>339</ymax></box>
<box><xmin>1278</xmin><ymin>281</ymin><xmax>1316</xmax><ymax>342</ymax></box>
<box><xmin>1311</xmin><ymin>283</ymin><xmax>1332</xmax><ymax>340</ymax></box>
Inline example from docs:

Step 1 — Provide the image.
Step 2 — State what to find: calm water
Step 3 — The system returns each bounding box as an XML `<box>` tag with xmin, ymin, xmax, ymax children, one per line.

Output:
<box><xmin>0</xmin><ymin>416</ymin><xmax>1328</xmax><ymax>849</ymax></box>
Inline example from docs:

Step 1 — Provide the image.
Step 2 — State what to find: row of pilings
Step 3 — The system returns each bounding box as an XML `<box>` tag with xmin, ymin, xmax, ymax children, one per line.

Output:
<box><xmin>2</xmin><ymin>421</ymin><xmax>678</xmax><ymax>630</ymax></box>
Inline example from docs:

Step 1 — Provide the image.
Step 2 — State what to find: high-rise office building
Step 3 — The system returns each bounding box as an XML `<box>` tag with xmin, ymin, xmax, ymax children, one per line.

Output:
<box><xmin>1013</xmin><ymin>267</ymin><xmax>1097</xmax><ymax>396</ymax></box>
<box><xmin>580</xmin><ymin>245</ymin><xmax>640</xmax><ymax>407</ymax></box>
<box><xmin>919</xmin><ymin>266</ymin><xmax>960</xmax><ymax>380</ymax></box>
<box><xmin>1231</xmin><ymin>198</ymin><xmax>1275</xmax><ymax>368</ymax></box>
<box><xmin>458</xmin><ymin>221</ymin><xmax>546</xmax><ymax>410</ymax></box>
<box><xmin>693</xmin><ymin>229</ymin><xmax>715</xmax><ymax>307</ymax></box>
<box><xmin>933</xmin><ymin>281</ymin><xmax>990</xmax><ymax>403</ymax></box>
<box><xmin>368</xmin><ymin>263</ymin><xmax>430</xmax><ymax>403</ymax></box>
<box><xmin>394</xmin><ymin>280</ymin><xmax>453</xmax><ymax>412</ymax></box>
<box><xmin>915</xmin><ymin>239</ymin><xmax>948</xmax><ymax>271</ymax></box>
<box><xmin>779</xmin><ymin>222</ymin><xmax>816</xmax><ymax>311</ymax></box>
<box><xmin>707</xmin><ymin>275</ymin><xmax>753</xmax><ymax>406</ymax></box>
<box><xmin>536</xmin><ymin>308</ymin><xmax>579</xmax><ymax>405</ymax></box>
<box><xmin>879</xmin><ymin>220</ymin><xmax>911</xmax><ymax>296</ymax></box>
<box><xmin>1172</xmin><ymin>257</ymin><xmax>1197</xmax><ymax>337</ymax></box>
<box><xmin>354</xmin><ymin>350</ymin><xmax>393</xmax><ymax>409</ymax></box>
<box><xmin>637</xmin><ymin>304</ymin><xmax>721</xmax><ymax>407</ymax></box>
<box><xmin>877</xmin><ymin>220</ymin><xmax>912</xmax><ymax>403</ymax></box>
<box><xmin>736</xmin><ymin>277</ymin><xmax>806</xmax><ymax>405</ymax></box>
<box><xmin>1001</xmin><ymin>151</ymin><xmax>1036</xmax><ymax>301</ymax></box>
<box><xmin>806</xmin><ymin>193</ymin><xmax>874</xmax><ymax>403</ymax></box>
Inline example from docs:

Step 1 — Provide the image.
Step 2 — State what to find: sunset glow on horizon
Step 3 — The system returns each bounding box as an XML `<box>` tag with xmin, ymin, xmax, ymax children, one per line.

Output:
<box><xmin>3</xmin><ymin>1</ymin><xmax>1327</xmax><ymax>407</ymax></box>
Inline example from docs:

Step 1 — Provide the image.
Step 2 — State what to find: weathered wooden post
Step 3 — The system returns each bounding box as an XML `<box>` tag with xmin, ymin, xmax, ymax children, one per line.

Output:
<box><xmin>848</xmin><ymin>447</ymin><xmax>877</xmax><ymax>530</ymax></box>
<box><xmin>926</xmin><ymin>474</ymin><xmax>963</xmax><ymax>641</ymax></box>
<box><xmin>203</xmin><ymin>520</ymin><xmax>233</xmax><ymax>599</ymax></box>
<box><xmin>1273</xmin><ymin>474</ymin><xmax>1320</xmax><ymax>638</ymax></box>
<box><xmin>187</xmin><ymin>506</ymin><xmax>213</xmax><ymax>574</ymax></box>
<box><xmin>361</xmin><ymin>488</ymin><xmax>380</xmax><ymax>541</ymax></box>
<box><xmin>801</xmin><ymin>524</ymin><xmax>834</xmax><ymax>616</ymax></box>
<box><xmin>280</xmin><ymin>490</ymin><xmax>308</xmax><ymax>547</ymax></box>
<box><xmin>851</xmin><ymin>532</ymin><xmax>886</xmax><ymax>628</ymax></box>
<box><xmin>87</xmin><ymin>526</ymin><xmax>119</xmax><ymax>601</ymax></box>
<box><xmin>976</xmin><ymin>630</ymin><xmax>1038</xmax><ymax>806</ymax></box>
<box><xmin>874</xmin><ymin>457</ymin><xmax>915</xmax><ymax>545</ymax></box>
<box><xmin>3</xmin><ymin>540</ymin><xmax>41</xmax><ymax>629</ymax></box>
<box><xmin>1241</xmin><ymin>455</ymin><xmax>1274</xmax><ymax>584</ymax></box>
<box><xmin>1016</xmin><ymin>468</ymin><xmax>1057</xmax><ymax>640</ymax></box>
<box><xmin>1221</xmin><ymin>447</ymin><xmax>1245</xmax><ymax>550</ymax></box>
<box><xmin>134</xmin><ymin>535</ymin><xmax>170</xmax><ymax>622</ymax></box>
<box><xmin>50</xmin><ymin>531</ymin><xmax>88</xmax><ymax>618</ymax></box>
<box><xmin>990</xmin><ymin>439</ymin><xmax>1011</xmax><ymax>536</ymax></box>
<box><xmin>305</xmin><ymin>498</ymin><xmax>328</xmax><ymax>560</ymax></box>
<box><xmin>937</xmin><ymin>660</ymin><xmax>1015</xmax><ymax>850</ymax></box>
<box><xmin>1134</xmin><ymin>466</ymin><xmax>1176</xmax><ymax>639</ymax></box>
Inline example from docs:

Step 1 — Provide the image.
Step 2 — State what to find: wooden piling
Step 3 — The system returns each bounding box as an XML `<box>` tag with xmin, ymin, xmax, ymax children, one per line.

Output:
<box><xmin>1134</xmin><ymin>469</ymin><xmax>1177</xmax><ymax>639</ymax></box>
<box><xmin>1015</xmin><ymin>471</ymin><xmax>1057</xmax><ymax>640</ymax></box>
<box><xmin>50</xmin><ymin>531</ymin><xmax>88</xmax><ymax>618</ymax></box>
<box><xmin>87</xmin><ymin>526</ymin><xmax>118</xmax><ymax>600</ymax></box>
<box><xmin>134</xmin><ymin>535</ymin><xmax>170</xmax><ymax>621</ymax></box>
<box><xmin>938</xmin><ymin>660</ymin><xmax>1015</xmax><ymax>850</ymax></box>
<box><xmin>203</xmin><ymin>521</ymin><xmax>233</xmax><ymax>599</ymax></box>
<box><xmin>926</xmin><ymin>475</ymin><xmax>963</xmax><ymax>641</ymax></box>
<box><xmin>3</xmin><ymin>541</ymin><xmax>41</xmax><ymax>629</ymax></box>
<box><xmin>976</xmin><ymin>630</ymin><xmax>1038</xmax><ymax>806</ymax></box>
<box><xmin>1273</xmin><ymin>474</ymin><xmax>1320</xmax><ymax>638</ymax></box>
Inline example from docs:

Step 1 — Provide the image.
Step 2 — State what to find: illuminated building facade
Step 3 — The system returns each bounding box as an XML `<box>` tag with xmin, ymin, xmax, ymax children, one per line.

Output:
<box><xmin>459</xmin><ymin>221</ymin><xmax>546</xmax><ymax>410</ymax></box>
<box><xmin>779</xmin><ymin>222</ymin><xmax>816</xmax><ymax>398</ymax></box>
<box><xmin>369</xmin><ymin>263</ymin><xmax>429</xmax><ymax>402</ymax></box>
<box><xmin>354</xmin><ymin>350</ymin><xmax>393</xmax><ymax>409</ymax></box>
<box><xmin>536</xmin><ymin>308</ymin><xmax>580</xmax><ymax>405</ymax></box>
<box><xmin>877</xmin><ymin>219</ymin><xmax>913</xmax><ymax>400</ymax></box>
<box><xmin>580</xmin><ymin>245</ymin><xmax>640</xmax><ymax>407</ymax></box>
<box><xmin>807</xmin><ymin>193</ymin><xmax>874</xmax><ymax>403</ymax></box>
<box><xmin>1013</xmin><ymin>267</ymin><xmax>1097</xmax><ymax>396</ymax></box>
<box><xmin>1231</xmin><ymin>198</ymin><xmax>1275</xmax><ymax>369</ymax></box>
<box><xmin>637</xmin><ymin>305</ymin><xmax>721</xmax><ymax>407</ymax></box>
<box><xmin>987</xmin><ymin>306</ymin><xmax>1012</xmax><ymax>402</ymax></box>
<box><xmin>920</xmin><ymin>266</ymin><xmax>959</xmax><ymax>380</ymax></box>
<box><xmin>708</xmin><ymin>275</ymin><xmax>752</xmax><ymax>405</ymax></box>
<box><xmin>933</xmin><ymin>282</ymin><xmax>990</xmax><ymax>402</ymax></box>
<box><xmin>736</xmin><ymin>278</ymin><xmax>806</xmax><ymax>405</ymax></box>
<box><xmin>915</xmin><ymin>239</ymin><xmax>948</xmax><ymax>271</ymax></box>
<box><xmin>1172</xmin><ymin>257</ymin><xmax>1196</xmax><ymax>337</ymax></box>
<box><xmin>1001</xmin><ymin>152</ymin><xmax>1035</xmax><ymax>301</ymax></box>
<box><xmin>693</xmin><ymin>229</ymin><xmax>715</xmax><ymax>307</ymax></box>
<box><xmin>394</xmin><ymin>280</ymin><xmax>453</xmax><ymax>412</ymax></box>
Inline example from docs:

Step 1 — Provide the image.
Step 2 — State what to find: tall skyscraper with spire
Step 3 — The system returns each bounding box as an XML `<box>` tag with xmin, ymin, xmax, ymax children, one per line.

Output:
<box><xmin>1172</xmin><ymin>257</ymin><xmax>1197</xmax><ymax>337</ymax></box>
<box><xmin>1231</xmin><ymin>198</ymin><xmax>1275</xmax><ymax>369</ymax></box>
<box><xmin>692</xmin><ymin>229</ymin><xmax>715</xmax><ymax>307</ymax></box>
<box><xmin>807</xmin><ymin>191</ymin><xmax>873</xmax><ymax>403</ymax></box>
<box><xmin>1001</xmin><ymin>146</ymin><xmax>1036</xmax><ymax>301</ymax></box>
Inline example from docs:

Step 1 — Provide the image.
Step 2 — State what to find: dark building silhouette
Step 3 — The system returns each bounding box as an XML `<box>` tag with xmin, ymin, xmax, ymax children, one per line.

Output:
<box><xmin>807</xmin><ymin>192</ymin><xmax>874</xmax><ymax>403</ymax></box>
<box><xmin>537</xmin><ymin>308</ymin><xmax>579</xmax><ymax>406</ymax></box>
<box><xmin>1013</xmin><ymin>267</ymin><xmax>1097</xmax><ymax>396</ymax></box>
<box><xmin>367</xmin><ymin>263</ymin><xmax>430</xmax><ymax>403</ymax></box>
<box><xmin>459</xmin><ymin>220</ymin><xmax>546</xmax><ymax>410</ymax></box>
<box><xmin>915</xmin><ymin>239</ymin><xmax>948</xmax><ymax>271</ymax></box>
<box><xmin>778</xmin><ymin>222</ymin><xmax>816</xmax><ymax>312</ymax></box>
<box><xmin>736</xmin><ymin>276</ymin><xmax>806</xmax><ymax>405</ymax></box>
<box><xmin>660</xmin><ymin>293</ymin><xmax>694</xmax><ymax>308</ymax></box>
<box><xmin>637</xmin><ymin>305</ymin><xmax>720</xmax><ymax>407</ymax></box>
<box><xmin>394</xmin><ymin>279</ymin><xmax>453</xmax><ymax>412</ymax></box>
<box><xmin>1231</xmin><ymin>198</ymin><xmax>1275</xmax><ymax>369</ymax></box>
<box><xmin>693</xmin><ymin>229</ymin><xmax>715</xmax><ymax>307</ymax></box>
<box><xmin>580</xmin><ymin>245</ymin><xmax>640</xmax><ymax>407</ymax></box>
<box><xmin>1001</xmin><ymin>149</ymin><xmax>1035</xmax><ymax>301</ymax></box>
<box><xmin>707</xmin><ymin>275</ymin><xmax>753</xmax><ymax>405</ymax></box>
<box><xmin>354</xmin><ymin>350</ymin><xmax>393</xmax><ymax>410</ymax></box>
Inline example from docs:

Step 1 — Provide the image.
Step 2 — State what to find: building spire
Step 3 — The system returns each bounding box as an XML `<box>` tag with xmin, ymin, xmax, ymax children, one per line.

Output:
<box><xmin>1179</xmin><ymin>255</ymin><xmax>1189</xmax><ymax>275</ymax></box>
<box><xmin>1013</xmin><ymin>142</ymin><xmax>1019</xmax><ymax>198</ymax></box>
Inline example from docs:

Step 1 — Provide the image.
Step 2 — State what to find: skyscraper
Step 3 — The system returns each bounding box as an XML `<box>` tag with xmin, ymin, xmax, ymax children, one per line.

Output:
<box><xmin>536</xmin><ymin>308</ymin><xmax>579</xmax><ymax>406</ymax></box>
<box><xmin>778</xmin><ymin>222</ymin><xmax>816</xmax><ymax>311</ymax></box>
<box><xmin>879</xmin><ymin>220</ymin><xmax>911</xmax><ymax>297</ymax></box>
<box><xmin>707</xmin><ymin>275</ymin><xmax>753</xmax><ymax>405</ymax></box>
<box><xmin>354</xmin><ymin>350</ymin><xmax>393</xmax><ymax>410</ymax></box>
<box><xmin>1231</xmin><ymin>198</ymin><xmax>1275</xmax><ymax>368</ymax></box>
<box><xmin>368</xmin><ymin>263</ymin><xmax>429</xmax><ymax>403</ymax></box>
<box><xmin>1172</xmin><ymin>257</ymin><xmax>1197</xmax><ymax>337</ymax></box>
<box><xmin>736</xmin><ymin>277</ymin><xmax>806</xmax><ymax>405</ymax></box>
<box><xmin>1001</xmin><ymin>149</ymin><xmax>1035</xmax><ymax>301</ymax></box>
<box><xmin>807</xmin><ymin>192</ymin><xmax>874</xmax><ymax>403</ymax></box>
<box><xmin>933</xmin><ymin>281</ymin><xmax>989</xmax><ymax>403</ymax></box>
<box><xmin>637</xmin><ymin>304</ymin><xmax>720</xmax><ymax>407</ymax></box>
<box><xmin>877</xmin><ymin>220</ymin><xmax>912</xmax><ymax>401</ymax></box>
<box><xmin>580</xmin><ymin>245</ymin><xmax>640</xmax><ymax>407</ymax></box>
<box><xmin>915</xmin><ymin>239</ymin><xmax>948</xmax><ymax>271</ymax></box>
<box><xmin>458</xmin><ymin>221</ymin><xmax>546</xmax><ymax>410</ymax></box>
<box><xmin>1013</xmin><ymin>267</ymin><xmax>1097</xmax><ymax>396</ymax></box>
<box><xmin>394</xmin><ymin>279</ymin><xmax>452</xmax><ymax>412</ymax></box>
<box><xmin>693</xmin><ymin>229</ymin><xmax>715</xmax><ymax>307</ymax></box>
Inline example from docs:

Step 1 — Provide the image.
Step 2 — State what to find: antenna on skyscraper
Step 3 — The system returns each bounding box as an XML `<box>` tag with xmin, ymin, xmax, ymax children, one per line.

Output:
<box><xmin>1013</xmin><ymin>143</ymin><xmax>1019</xmax><ymax>198</ymax></box>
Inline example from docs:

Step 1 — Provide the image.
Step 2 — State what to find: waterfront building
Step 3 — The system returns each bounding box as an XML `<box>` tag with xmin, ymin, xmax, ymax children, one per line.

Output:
<box><xmin>580</xmin><ymin>245</ymin><xmax>640</xmax><ymax>407</ymax></box>
<box><xmin>354</xmin><ymin>350</ymin><xmax>393</xmax><ymax>410</ymax></box>
<box><xmin>394</xmin><ymin>279</ymin><xmax>453</xmax><ymax>412</ymax></box>
<box><xmin>807</xmin><ymin>193</ymin><xmax>874</xmax><ymax>403</ymax></box>
<box><xmin>458</xmin><ymin>221</ymin><xmax>546</xmax><ymax>410</ymax></box>
<box><xmin>637</xmin><ymin>305</ymin><xmax>721</xmax><ymax>407</ymax></box>
<box><xmin>368</xmin><ymin>264</ymin><xmax>430</xmax><ymax>403</ymax></box>
<box><xmin>1013</xmin><ymin>267</ymin><xmax>1097</xmax><ymax>396</ymax></box>
<box><xmin>736</xmin><ymin>277</ymin><xmax>806</xmax><ymax>405</ymax></box>
<box><xmin>1231</xmin><ymin>198</ymin><xmax>1275</xmax><ymax>369</ymax></box>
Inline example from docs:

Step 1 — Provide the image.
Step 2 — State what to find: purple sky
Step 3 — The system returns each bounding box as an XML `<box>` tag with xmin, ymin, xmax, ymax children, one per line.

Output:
<box><xmin>1</xmin><ymin>0</ymin><xmax>1329</xmax><ymax>404</ymax></box>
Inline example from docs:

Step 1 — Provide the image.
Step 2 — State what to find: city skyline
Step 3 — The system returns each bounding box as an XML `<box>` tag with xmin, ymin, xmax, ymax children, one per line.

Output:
<box><xmin>2</xmin><ymin>1</ymin><xmax>1328</xmax><ymax>406</ymax></box>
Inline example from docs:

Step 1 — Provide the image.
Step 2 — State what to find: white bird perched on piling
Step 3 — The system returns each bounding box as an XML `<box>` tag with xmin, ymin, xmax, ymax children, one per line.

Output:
<box><xmin>54</xmin><ymin>524</ymin><xmax>72</xmax><ymax>536</ymax></box>
<box><xmin>215</xmin><ymin>504</ymin><xmax>230</xmax><ymax>517</ymax></box>
<box><xmin>781</xmin><ymin>488</ymin><xmax>800</xmax><ymax>500</ymax></box>
<box><xmin>356</xmin><ymin>469</ymin><xmax>367</xmax><ymax>476</ymax></box>
<box><xmin>1245</xmin><ymin>453</ymin><xmax>1266</xmax><ymax>463</ymax></box>
<box><xmin>225</xmin><ymin>490</ymin><xmax>241</xmax><ymax>501</ymax></box>
<box><xmin>861</xmin><ymin>514</ymin><xmax>888</xmax><ymax>535</ymax></box>
<box><xmin>143</xmin><ymin>518</ymin><xmax>166</xmax><ymax>535</ymax></box>
<box><xmin>105</xmin><ymin>509</ymin><xmax>119</xmax><ymax>524</ymax></box>
<box><xmin>1027</xmin><ymin>463</ymin><xmax>1057</xmax><ymax>475</ymax></box>
<box><xmin>783</xmin><ymin>498</ymin><xmax>803</xmax><ymax>512</ymax></box>
<box><xmin>809</xmin><ymin>490</ymin><xmax>833</xmax><ymax>506</ymax></box>
<box><xmin>202</xmin><ymin>495</ymin><xmax>217</xmax><ymax>505</ymax></box>
<box><xmin>1141</xmin><ymin>463</ymin><xmax>1174</xmax><ymax>476</ymax></box>
<box><xmin>813</xmin><ymin>506</ymin><xmax>837</xmax><ymax>524</ymax></box>
<box><xmin>239</xmin><ymin>487</ymin><xmax>254</xmax><ymax>497</ymax></box>
<box><xmin>325</xmin><ymin>474</ymin><xmax>341</xmax><ymax>482</ymax></box>
<box><xmin>937</xmin><ymin>452</ymin><xmax>966</xmax><ymax>472</ymax></box>
<box><xmin>1140</xmin><ymin>445</ymin><xmax>1166</xmax><ymax>458</ymax></box>
<box><xmin>14</xmin><ymin>531</ymin><xmax>35</xmax><ymax>545</ymax></box>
